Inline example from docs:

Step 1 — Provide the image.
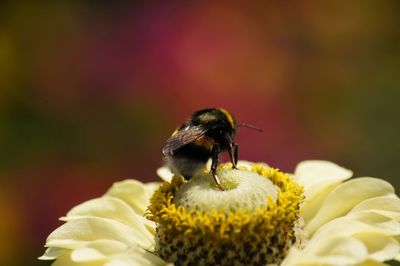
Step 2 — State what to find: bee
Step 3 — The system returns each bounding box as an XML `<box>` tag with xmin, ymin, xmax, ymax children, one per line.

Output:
<box><xmin>162</xmin><ymin>108</ymin><xmax>261</xmax><ymax>190</ymax></box>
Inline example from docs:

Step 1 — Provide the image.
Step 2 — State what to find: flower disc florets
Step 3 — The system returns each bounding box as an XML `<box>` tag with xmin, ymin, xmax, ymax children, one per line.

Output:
<box><xmin>147</xmin><ymin>163</ymin><xmax>304</xmax><ymax>266</ymax></box>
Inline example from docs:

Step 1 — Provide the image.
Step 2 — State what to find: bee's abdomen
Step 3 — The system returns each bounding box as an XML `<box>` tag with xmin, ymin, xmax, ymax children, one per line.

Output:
<box><xmin>168</xmin><ymin>144</ymin><xmax>211</xmax><ymax>180</ymax></box>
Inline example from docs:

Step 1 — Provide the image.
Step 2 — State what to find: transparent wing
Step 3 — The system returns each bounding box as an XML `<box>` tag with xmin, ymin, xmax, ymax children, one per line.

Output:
<box><xmin>162</xmin><ymin>126</ymin><xmax>207</xmax><ymax>156</ymax></box>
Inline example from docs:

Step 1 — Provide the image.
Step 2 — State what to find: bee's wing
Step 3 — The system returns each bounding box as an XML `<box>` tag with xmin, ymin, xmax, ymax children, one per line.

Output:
<box><xmin>162</xmin><ymin>126</ymin><xmax>207</xmax><ymax>156</ymax></box>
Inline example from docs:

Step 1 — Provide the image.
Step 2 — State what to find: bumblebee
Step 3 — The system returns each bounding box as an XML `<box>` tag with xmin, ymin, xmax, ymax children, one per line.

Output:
<box><xmin>163</xmin><ymin>108</ymin><xmax>260</xmax><ymax>190</ymax></box>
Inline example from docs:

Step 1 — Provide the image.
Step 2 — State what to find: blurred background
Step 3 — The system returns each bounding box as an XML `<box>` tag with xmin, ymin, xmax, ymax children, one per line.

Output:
<box><xmin>0</xmin><ymin>1</ymin><xmax>399</xmax><ymax>265</ymax></box>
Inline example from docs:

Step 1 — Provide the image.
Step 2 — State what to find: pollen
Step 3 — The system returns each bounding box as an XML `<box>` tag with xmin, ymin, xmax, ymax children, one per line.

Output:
<box><xmin>146</xmin><ymin>163</ymin><xmax>304</xmax><ymax>266</ymax></box>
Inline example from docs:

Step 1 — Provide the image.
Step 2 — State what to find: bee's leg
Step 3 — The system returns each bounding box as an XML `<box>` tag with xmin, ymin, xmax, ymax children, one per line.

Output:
<box><xmin>228</xmin><ymin>142</ymin><xmax>238</xmax><ymax>169</ymax></box>
<box><xmin>211</xmin><ymin>145</ymin><xmax>224</xmax><ymax>190</ymax></box>
<box><xmin>233</xmin><ymin>142</ymin><xmax>238</xmax><ymax>168</ymax></box>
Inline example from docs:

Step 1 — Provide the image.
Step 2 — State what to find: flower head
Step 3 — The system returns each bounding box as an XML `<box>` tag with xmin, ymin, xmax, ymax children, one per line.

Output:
<box><xmin>40</xmin><ymin>161</ymin><xmax>400</xmax><ymax>265</ymax></box>
<box><xmin>147</xmin><ymin>164</ymin><xmax>303</xmax><ymax>265</ymax></box>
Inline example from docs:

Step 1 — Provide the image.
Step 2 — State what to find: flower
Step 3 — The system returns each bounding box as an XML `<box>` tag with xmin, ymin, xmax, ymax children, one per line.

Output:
<box><xmin>40</xmin><ymin>161</ymin><xmax>400</xmax><ymax>265</ymax></box>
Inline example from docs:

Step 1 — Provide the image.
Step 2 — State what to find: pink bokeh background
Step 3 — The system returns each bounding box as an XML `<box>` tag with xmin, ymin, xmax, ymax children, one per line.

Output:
<box><xmin>0</xmin><ymin>2</ymin><xmax>399</xmax><ymax>265</ymax></box>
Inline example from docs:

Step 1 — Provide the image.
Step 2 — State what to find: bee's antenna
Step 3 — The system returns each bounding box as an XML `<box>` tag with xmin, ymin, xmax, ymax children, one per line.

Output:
<box><xmin>238</xmin><ymin>123</ymin><xmax>263</xmax><ymax>132</ymax></box>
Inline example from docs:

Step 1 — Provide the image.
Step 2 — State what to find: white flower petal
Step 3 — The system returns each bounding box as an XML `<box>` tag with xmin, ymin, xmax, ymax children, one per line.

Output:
<box><xmin>52</xmin><ymin>252</ymin><xmax>105</xmax><ymax>266</ymax></box>
<box><xmin>72</xmin><ymin>247</ymin><xmax>105</xmax><ymax>262</ymax></box>
<box><xmin>64</xmin><ymin>197</ymin><xmax>155</xmax><ymax>231</ymax></box>
<box><xmin>105</xmin><ymin>248</ymin><xmax>167</xmax><ymax>266</ymax></box>
<box><xmin>351</xmin><ymin>211</ymin><xmax>400</xmax><ymax>235</ymax></box>
<box><xmin>39</xmin><ymin>247</ymin><xmax>67</xmax><ymax>260</ymax></box>
<box><xmin>71</xmin><ymin>240</ymin><xmax>128</xmax><ymax>262</ymax></box>
<box><xmin>287</xmin><ymin>211</ymin><xmax>400</xmax><ymax>265</ymax></box>
<box><xmin>46</xmin><ymin>216</ymin><xmax>154</xmax><ymax>250</ymax></box>
<box><xmin>44</xmin><ymin>235</ymin><xmax>165</xmax><ymax>266</ymax></box>
<box><xmin>306</xmin><ymin>177</ymin><xmax>394</xmax><ymax>235</ymax></box>
<box><xmin>283</xmin><ymin>237</ymin><xmax>368</xmax><ymax>266</ymax></box>
<box><xmin>46</xmin><ymin>239</ymin><xmax>88</xmax><ymax>250</ymax></box>
<box><xmin>353</xmin><ymin>233</ymin><xmax>400</xmax><ymax>262</ymax></box>
<box><xmin>311</xmin><ymin>212</ymin><xmax>400</xmax><ymax>243</ymax></box>
<box><xmin>294</xmin><ymin>160</ymin><xmax>353</xmax><ymax>191</ymax></box>
<box><xmin>156</xmin><ymin>166</ymin><xmax>174</xmax><ymax>182</ymax></box>
<box><xmin>144</xmin><ymin>182</ymin><xmax>162</xmax><ymax>195</ymax></box>
<box><xmin>349</xmin><ymin>195</ymin><xmax>400</xmax><ymax>219</ymax></box>
<box><xmin>104</xmin><ymin>180</ymin><xmax>157</xmax><ymax>216</ymax></box>
<box><xmin>294</xmin><ymin>160</ymin><xmax>353</xmax><ymax>224</ymax></box>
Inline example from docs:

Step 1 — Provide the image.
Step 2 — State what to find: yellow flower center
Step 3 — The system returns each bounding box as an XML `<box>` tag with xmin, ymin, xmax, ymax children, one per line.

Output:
<box><xmin>147</xmin><ymin>163</ymin><xmax>304</xmax><ymax>266</ymax></box>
